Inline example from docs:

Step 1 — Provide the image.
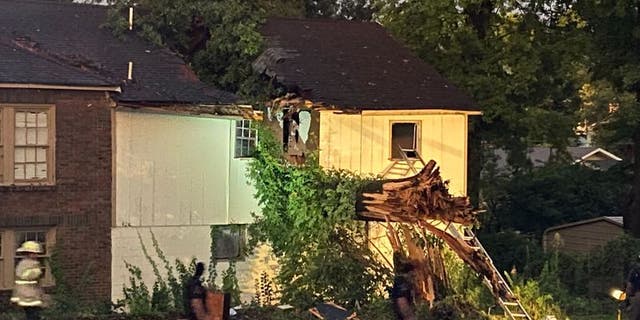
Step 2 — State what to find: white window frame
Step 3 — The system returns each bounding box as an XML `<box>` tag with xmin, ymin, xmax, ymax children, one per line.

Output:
<box><xmin>389</xmin><ymin>121</ymin><xmax>420</xmax><ymax>160</ymax></box>
<box><xmin>0</xmin><ymin>105</ymin><xmax>56</xmax><ymax>185</ymax></box>
<box><xmin>234</xmin><ymin>119</ymin><xmax>257</xmax><ymax>159</ymax></box>
<box><xmin>0</xmin><ymin>228</ymin><xmax>56</xmax><ymax>289</ymax></box>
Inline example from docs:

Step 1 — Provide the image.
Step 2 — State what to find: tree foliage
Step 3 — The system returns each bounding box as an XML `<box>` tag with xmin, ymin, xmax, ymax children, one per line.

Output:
<box><xmin>106</xmin><ymin>0</ymin><xmax>303</xmax><ymax>98</ymax></box>
<box><xmin>571</xmin><ymin>0</ymin><xmax>640</xmax><ymax>235</ymax></box>
<box><xmin>247</xmin><ymin>125</ymin><xmax>389</xmax><ymax>308</ymax></box>
<box><xmin>377</xmin><ymin>0</ymin><xmax>586</xmax><ymax>170</ymax></box>
<box><xmin>485</xmin><ymin>163</ymin><xmax>629</xmax><ymax>237</ymax></box>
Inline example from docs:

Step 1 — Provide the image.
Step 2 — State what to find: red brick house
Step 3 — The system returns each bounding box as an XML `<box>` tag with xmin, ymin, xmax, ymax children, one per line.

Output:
<box><xmin>0</xmin><ymin>0</ymin><xmax>238</xmax><ymax>305</ymax></box>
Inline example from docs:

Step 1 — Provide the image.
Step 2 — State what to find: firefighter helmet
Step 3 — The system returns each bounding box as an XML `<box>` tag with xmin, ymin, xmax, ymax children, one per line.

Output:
<box><xmin>16</xmin><ymin>241</ymin><xmax>43</xmax><ymax>254</ymax></box>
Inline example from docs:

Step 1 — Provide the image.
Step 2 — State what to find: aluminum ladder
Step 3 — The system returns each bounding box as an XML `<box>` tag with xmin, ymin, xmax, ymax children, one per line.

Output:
<box><xmin>447</xmin><ymin>225</ymin><xmax>533</xmax><ymax>320</ymax></box>
<box><xmin>380</xmin><ymin>147</ymin><xmax>426</xmax><ymax>178</ymax></box>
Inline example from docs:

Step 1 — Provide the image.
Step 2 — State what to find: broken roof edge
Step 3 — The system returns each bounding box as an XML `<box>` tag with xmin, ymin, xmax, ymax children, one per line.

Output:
<box><xmin>267</xmin><ymin>93</ymin><xmax>481</xmax><ymax>115</ymax></box>
<box><xmin>0</xmin><ymin>83</ymin><xmax>121</xmax><ymax>92</ymax></box>
<box><xmin>116</xmin><ymin>102</ymin><xmax>261</xmax><ymax>120</ymax></box>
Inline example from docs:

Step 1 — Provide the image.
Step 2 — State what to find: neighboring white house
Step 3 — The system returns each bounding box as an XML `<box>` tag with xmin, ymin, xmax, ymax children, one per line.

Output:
<box><xmin>111</xmin><ymin>107</ymin><xmax>275</xmax><ymax>303</ymax></box>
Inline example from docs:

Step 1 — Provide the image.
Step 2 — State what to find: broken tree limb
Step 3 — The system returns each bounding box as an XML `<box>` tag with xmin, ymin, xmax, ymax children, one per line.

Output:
<box><xmin>357</xmin><ymin>160</ymin><xmax>514</xmax><ymax>304</ymax></box>
<box><xmin>356</xmin><ymin>160</ymin><xmax>477</xmax><ymax>225</ymax></box>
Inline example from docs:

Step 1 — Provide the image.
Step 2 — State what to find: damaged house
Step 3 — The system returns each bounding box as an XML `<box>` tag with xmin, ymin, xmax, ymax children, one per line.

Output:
<box><xmin>254</xmin><ymin>17</ymin><xmax>481</xmax><ymax>259</ymax></box>
<box><xmin>0</xmin><ymin>0</ymin><xmax>265</xmax><ymax>305</ymax></box>
<box><xmin>255</xmin><ymin>17</ymin><xmax>479</xmax><ymax>190</ymax></box>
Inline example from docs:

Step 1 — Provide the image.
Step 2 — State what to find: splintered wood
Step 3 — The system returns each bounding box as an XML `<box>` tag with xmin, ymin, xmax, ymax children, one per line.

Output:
<box><xmin>358</xmin><ymin>160</ymin><xmax>512</xmax><ymax>302</ymax></box>
<box><xmin>359</xmin><ymin>160</ymin><xmax>475</xmax><ymax>225</ymax></box>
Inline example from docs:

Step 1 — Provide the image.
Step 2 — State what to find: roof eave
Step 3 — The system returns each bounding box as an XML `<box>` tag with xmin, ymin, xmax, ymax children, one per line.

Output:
<box><xmin>0</xmin><ymin>83</ymin><xmax>121</xmax><ymax>92</ymax></box>
<box><xmin>574</xmin><ymin>147</ymin><xmax>623</xmax><ymax>163</ymax></box>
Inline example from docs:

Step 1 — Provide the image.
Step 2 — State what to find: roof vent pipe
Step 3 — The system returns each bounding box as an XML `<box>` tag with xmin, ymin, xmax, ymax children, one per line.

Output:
<box><xmin>127</xmin><ymin>61</ymin><xmax>133</xmax><ymax>80</ymax></box>
<box><xmin>128</xmin><ymin>7</ymin><xmax>134</xmax><ymax>30</ymax></box>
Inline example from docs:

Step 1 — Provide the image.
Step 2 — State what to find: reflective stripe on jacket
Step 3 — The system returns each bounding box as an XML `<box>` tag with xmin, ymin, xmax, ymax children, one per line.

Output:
<box><xmin>11</xmin><ymin>258</ymin><xmax>44</xmax><ymax>307</ymax></box>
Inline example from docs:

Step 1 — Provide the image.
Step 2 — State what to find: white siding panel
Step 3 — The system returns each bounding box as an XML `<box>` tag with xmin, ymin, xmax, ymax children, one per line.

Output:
<box><xmin>228</xmin><ymin>157</ymin><xmax>260</xmax><ymax>224</ymax></box>
<box><xmin>115</xmin><ymin>111</ymin><xmax>230</xmax><ymax>226</ymax></box>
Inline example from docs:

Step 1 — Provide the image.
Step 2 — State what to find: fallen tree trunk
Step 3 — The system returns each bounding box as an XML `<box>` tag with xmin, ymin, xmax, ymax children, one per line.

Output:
<box><xmin>357</xmin><ymin>160</ymin><xmax>513</xmax><ymax>302</ymax></box>
<box><xmin>357</xmin><ymin>160</ymin><xmax>477</xmax><ymax>225</ymax></box>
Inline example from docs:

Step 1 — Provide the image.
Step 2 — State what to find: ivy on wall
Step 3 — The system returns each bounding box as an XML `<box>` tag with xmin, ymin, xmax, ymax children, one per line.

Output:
<box><xmin>247</xmin><ymin>125</ymin><xmax>390</xmax><ymax>308</ymax></box>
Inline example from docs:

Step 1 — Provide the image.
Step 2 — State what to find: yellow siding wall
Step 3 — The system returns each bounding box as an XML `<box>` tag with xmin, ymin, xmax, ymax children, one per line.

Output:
<box><xmin>319</xmin><ymin>110</ymin><xmax>469</xmax><ymax>195</ymax></box>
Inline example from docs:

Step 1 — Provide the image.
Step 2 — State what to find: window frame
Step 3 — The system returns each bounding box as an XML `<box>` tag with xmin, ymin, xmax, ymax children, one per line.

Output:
<box><xmin>212</xmin><ymin>225</ymin><xmax>247</xmax><ymax>261</ymax></box>
<box><xmin>0</xmin><ymin>104</ymin><xmax>56</xmax><ymax>185</ymax></box>
<box><xmin>234</xmin><ymin>119</ymin><xmax>257</xmax><ymax>159</ymax></box>
<box><xmin>389</xmin><ymin>121</ymin><xmax>420</xmax><ymax>160</ymax></box>
<box><xmin>0</xmin><ymin>228</ymin><xmax>56</xmax><ymax>289</ymax></box>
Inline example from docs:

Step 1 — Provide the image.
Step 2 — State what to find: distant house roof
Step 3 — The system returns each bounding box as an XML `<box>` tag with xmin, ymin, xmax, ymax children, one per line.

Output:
<box><xmin>0</xmin><ymin>0</ymin><xmax>237</xmax><ymax>104</ymax></box>
<box><xmin>254</xmin><ymin>17</ymin><xmax>477</xmax><ymax>111</ymax></box>
<box><xmin>544</xmin><ymin>216</ymin><xmax>623</xmax><ymax>233</ymax></box>
<box><xmin>528</xmin><ymin>147</ymin><xmax>622</xmax><ymax>168</ymax></box>
<box><xmin>542</xmin><ymin>216</ymin><xmax>624</xmax><ymax>254</ymax></box>
<box><xmin>493</xmin><ymin>146</ymin><xmax>622</xmax><ymax>171</ymax></box>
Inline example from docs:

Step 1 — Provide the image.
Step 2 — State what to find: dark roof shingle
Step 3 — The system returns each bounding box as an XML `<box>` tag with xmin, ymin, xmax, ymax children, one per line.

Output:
<box><xmin>0</xmin><ymin>0</ymin><xmax>237</xmax><ymax>104</ymax></box>
<box><xmin>255</xmin><ymin>18</ymin><xmax>477</xmax><ymax>111</ymax></box>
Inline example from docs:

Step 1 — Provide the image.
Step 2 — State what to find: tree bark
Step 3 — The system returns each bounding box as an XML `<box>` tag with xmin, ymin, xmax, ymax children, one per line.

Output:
<box><xmin>625</xmin><ymin>93</ymin><xmax>640</xmax><ymax>237</ymax></box>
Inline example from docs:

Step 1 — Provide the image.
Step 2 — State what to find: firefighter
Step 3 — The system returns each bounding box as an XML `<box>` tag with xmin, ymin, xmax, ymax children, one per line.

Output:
<box><xmin>10</xmin><ymin>241</ymin><xmax>46</xmax><ymax>320</ymax></box>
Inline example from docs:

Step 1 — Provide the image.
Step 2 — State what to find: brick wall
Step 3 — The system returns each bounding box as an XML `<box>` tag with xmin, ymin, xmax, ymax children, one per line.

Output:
<box><xmin>0</xmin><ymin>89</ymin><xmax>113</xmax><ymax>305</ymax></box>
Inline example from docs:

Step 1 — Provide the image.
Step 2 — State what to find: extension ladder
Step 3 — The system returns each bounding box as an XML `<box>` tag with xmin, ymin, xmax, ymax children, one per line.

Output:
<box><xmin>380</xmin><ymin>147</ymin><xmax>426</xmax><ymax>178</ymax></box>
<box><xmin>447</xmin><ymin>225</ymin><xmax>533</xmax><ymax>320</ymax></box>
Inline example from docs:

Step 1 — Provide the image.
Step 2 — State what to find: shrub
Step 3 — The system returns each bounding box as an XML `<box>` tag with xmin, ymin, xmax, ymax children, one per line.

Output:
<box><xmin>248</xmin><ymin>126</ymin><xmax>391</xmax><ymax>308</ymax></box>
<box><xmin>424</xmin><ymin>296</ymin><xmax>490</xmax><ymax>320</ymax></box>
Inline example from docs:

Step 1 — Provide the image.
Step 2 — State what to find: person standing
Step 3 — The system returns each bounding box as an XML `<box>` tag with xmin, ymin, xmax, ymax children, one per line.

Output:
<box><xmin>10</xmin><ymin>241</ymin><xmax>46</xmax><ymax>320</ymax></box>
<box><xmin>184</xmin><ymin>262</ymin><xmax>208</xmax><ymax>320</ymax></box>
<box><xmin>390</xmin><ymin>253</ymin><xmax>416</xmax><ymax>320</ymax></box>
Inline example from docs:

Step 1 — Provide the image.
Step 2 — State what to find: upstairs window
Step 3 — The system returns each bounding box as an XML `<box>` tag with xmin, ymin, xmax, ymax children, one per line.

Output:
<box><xmin>0</xmin><ymin>106</ymin><xmax>55</xmax><ymax>185</ymax></box>
<box><xmin>235</xmin><ymin>120</ymin><xmax>257</xmax><ymax>158</ymax></box>
<box><xmin>390</xmin><ymin>122</ymin><xmax>419</xmax><ymax>159</ymax></box>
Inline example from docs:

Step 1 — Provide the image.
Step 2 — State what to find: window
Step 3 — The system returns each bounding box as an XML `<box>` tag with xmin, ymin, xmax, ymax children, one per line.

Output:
<box><xmin>0</xmin><ymin>228</ymin><xmax>56</xmax><ymax>289</ymax></box>
<box><xmin>390</xmin><ymin>122</ymin><xmax>419</xmax><ymax>159</ymax></box>
<box><xmin>234</xmin><ymin>119</ymin><xmax>257</xmax><ymax>158</ymax></box>
<box><xmin>0</xmin><ymin>105</ymin><xmax>55</xmax><ymax>185</ymax></box>
<box><xmin>213</xmin><ymin>225</ymin><xmax>246</xmax><ymax>260</ymax></box>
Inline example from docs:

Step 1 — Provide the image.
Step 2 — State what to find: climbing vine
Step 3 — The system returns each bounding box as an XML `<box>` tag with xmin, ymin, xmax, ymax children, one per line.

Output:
<box><xmin>248</xmin><ymin>125</ymin><xmax>390</xmax><ymax>308</ymax></box>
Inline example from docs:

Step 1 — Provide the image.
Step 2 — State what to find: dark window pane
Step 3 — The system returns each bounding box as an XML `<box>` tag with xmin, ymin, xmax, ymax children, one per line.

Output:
<box><xmin>213</xmin><ymin>226</ymin><xmax>245</xmax><ymax>259</ymax></box>
<box><xmin>391</xmin><ymin>123</ymin><xmax>417</xmax><ymax>159</ymax></box>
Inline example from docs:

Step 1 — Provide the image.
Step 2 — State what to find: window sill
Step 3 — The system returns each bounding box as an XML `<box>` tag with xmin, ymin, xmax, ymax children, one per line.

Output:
<box><xmin>0</xmin><ymin>184</ymin><xmax>56</xmax><ymax>192</ymax></box>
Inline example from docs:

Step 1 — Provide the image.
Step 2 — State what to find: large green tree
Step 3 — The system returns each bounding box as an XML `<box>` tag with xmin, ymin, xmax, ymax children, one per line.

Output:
<box><xmin>376</xmin><ymin>0</ymin><xmax>640</xmax><ymax>238</ymax></box>
<box><xmin>377</xmin><ymin>0</ymin><xmax>586</xmax><ymax>170</ymax></box>
<box><xmin>572</xmin><ymin>0</ymin><xmax>640</xmax><ymax>236</ymax></box>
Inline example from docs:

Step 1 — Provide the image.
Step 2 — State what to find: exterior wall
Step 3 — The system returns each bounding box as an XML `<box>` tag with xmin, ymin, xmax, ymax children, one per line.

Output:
<box><xmin>318</xmin><ymin>109</ymin><xmax>470</xmax><ymax>270</ymax></box>
<box><xmin>543</xmin><ymin>221</ymin><xmax>624</xmax><ymax>254</ymax></box>
<box><xmin>0</xmin><ymin>89</ymin><xmax>113</xmax><ymax>303</ymax></box>
<box><xmin>111</xmin><ymin>227</ymin><xmax>278</xmax><ymax>303</ymax></box>
<box><xmin>112</xmin><ymin>110</ymin><xmax>266</xmax><ymax>302</ymax></box>
<box><xmin>319</xmin><ymin>110</ymin><xmax>469</xmax><ymax>195</ymax></box>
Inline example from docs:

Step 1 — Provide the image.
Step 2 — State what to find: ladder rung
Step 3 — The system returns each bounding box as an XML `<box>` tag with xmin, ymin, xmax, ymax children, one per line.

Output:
<box><xmin>463</xmin><ymin>236</ymin><xmax>474</xmax><ymax>241</ymax></box>
<box><xmin>502</xmin><ymin>302</ymin><xmax>519</xmax><ymax>306</ymax></box>
<box><xmin>510</xmin><ymin>313</ymin><xmax>528</xmax><ymax>317</ymax></box>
